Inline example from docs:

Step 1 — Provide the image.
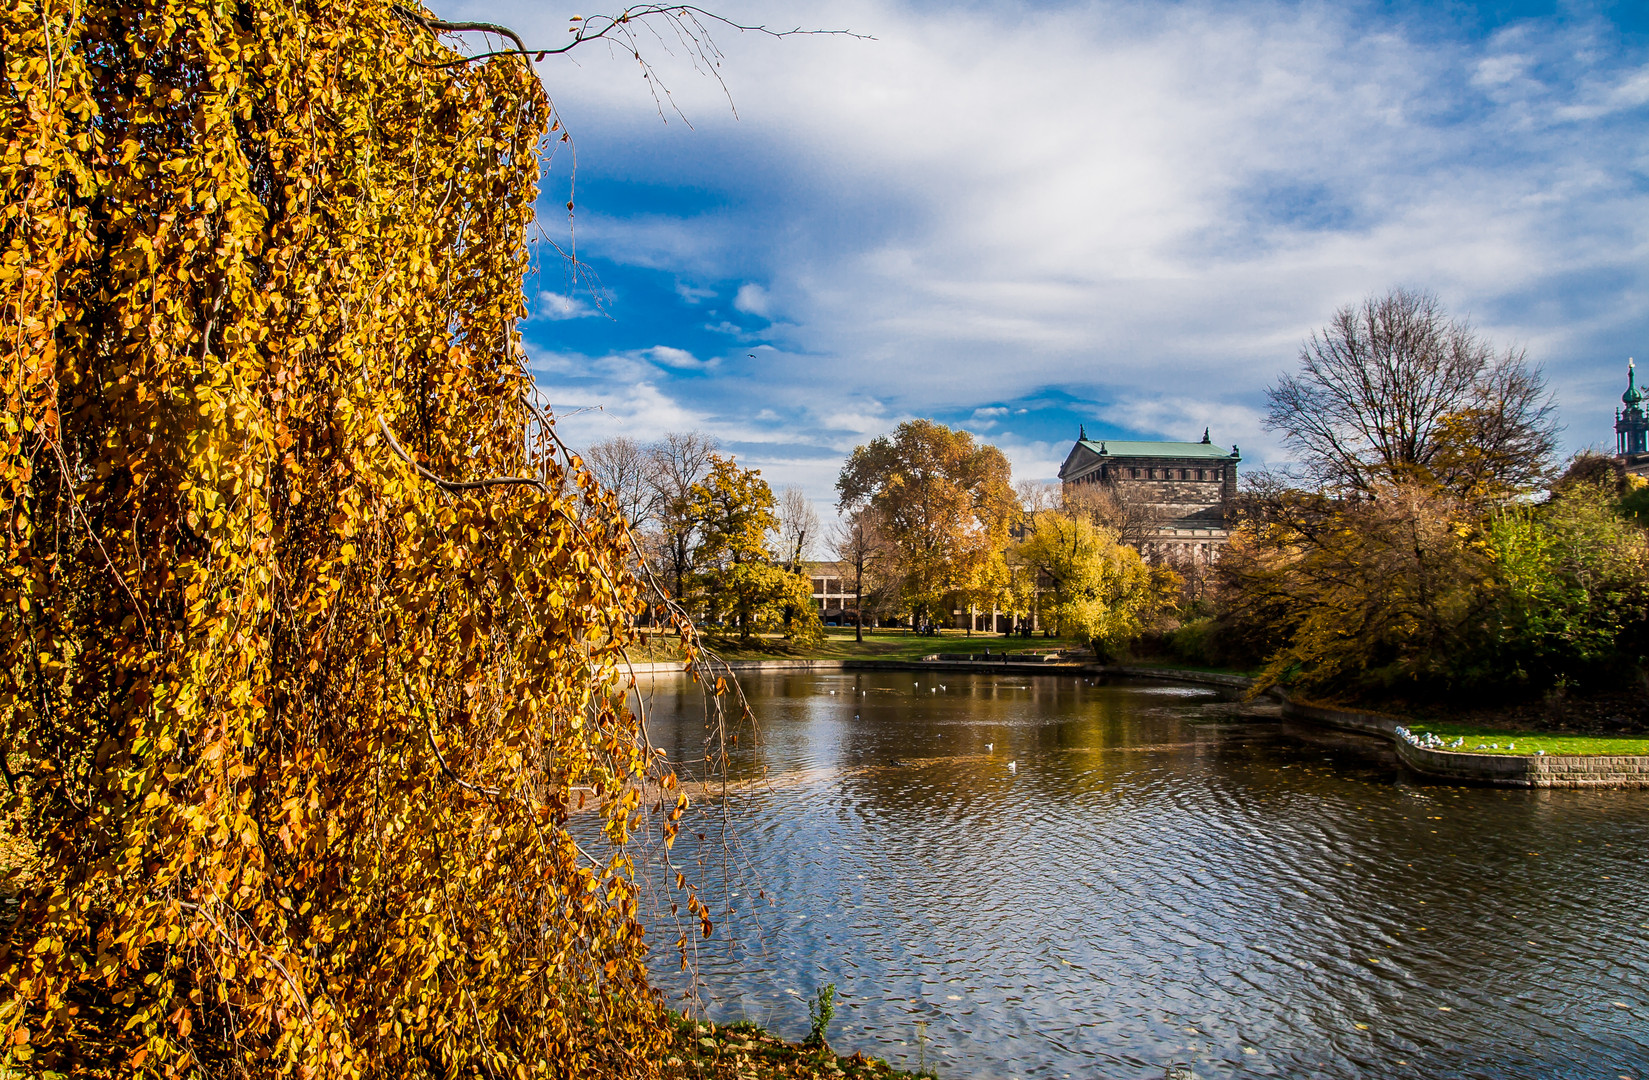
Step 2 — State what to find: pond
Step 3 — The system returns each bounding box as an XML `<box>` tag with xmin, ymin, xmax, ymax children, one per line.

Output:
<box><xmin>631</xmin><ymin>670</ymin><xmax>1649</xmax><ymax>1079</ymax></box>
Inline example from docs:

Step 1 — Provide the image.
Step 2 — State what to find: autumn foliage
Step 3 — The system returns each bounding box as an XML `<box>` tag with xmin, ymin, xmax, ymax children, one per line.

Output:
<box><xmin>1</xmin><ymin>1</ymin><xmax>682</xmax><ymax>1075</ymax></box>
<box><xmin>836</xmin><ymin>420</ymin><xmax>1016</xmax><ymax>627</ymax></box>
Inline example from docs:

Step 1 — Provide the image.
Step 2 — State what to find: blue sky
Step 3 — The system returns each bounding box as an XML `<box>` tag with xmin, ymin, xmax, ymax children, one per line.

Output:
<box><xmin>433</xmin><ymin>0</ymin><xmax>1649</xmax><ymax>508</ymax></box>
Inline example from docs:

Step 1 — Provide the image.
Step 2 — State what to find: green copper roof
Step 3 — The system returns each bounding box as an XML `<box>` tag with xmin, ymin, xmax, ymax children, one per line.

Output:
<box><xmin>1078</xmin><ymin>439</ymin><xmax>1238</xmax><ymax>460</ymax></box>
<box><xmin>1626</xmin><ymin>361</ymin><xmax>1642</xmax><ymax>408</ymax></box>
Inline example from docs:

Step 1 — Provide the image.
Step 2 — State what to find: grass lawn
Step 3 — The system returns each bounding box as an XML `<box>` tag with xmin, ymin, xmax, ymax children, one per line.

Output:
<box><xmin>631</xmin><ymin>628</ymin><xmax>1089</xmax><ymax>665</ymax></box>
<box><xmin>1404</xmin><ymin>721</ymin><xmax>1649</xmax><ymax>757</ymax></box>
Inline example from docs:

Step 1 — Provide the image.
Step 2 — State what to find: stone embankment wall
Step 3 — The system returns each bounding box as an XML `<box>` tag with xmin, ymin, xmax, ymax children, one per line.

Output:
<box><xmin>1277</xmin><ymin>699</ymin><xmax>1398</xmax><ymax>738</ymax></box>
<box><xmin>625</xmin><ymin>659</ymin><xmax>850</xmax><ymax>677</ymax></box>
<box><xmin>1100</xmin><ymin>666</ymin><xmax>1255</xmax><ymax>690</ymax></box>
<box><xmin>1101</xmin><ymin>673</ymin><xmax>1649</xmax><ymax>789</ymax></box>
<box><xmin>1392</xmin><ymin>739</ymin><xmax>1649</xmax><ymax>788</ymax></box>
<box><xmin>1276</xmin><ymin>698</ymin><xmax>1649</xmax><ymax>789</ymax></box>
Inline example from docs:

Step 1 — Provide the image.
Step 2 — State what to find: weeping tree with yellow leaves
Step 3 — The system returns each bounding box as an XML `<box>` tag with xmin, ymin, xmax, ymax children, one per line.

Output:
<box><xmin>0</xmin><ymin>1</ymin><xmax>735</xmax><ymax>1074</ymax></box>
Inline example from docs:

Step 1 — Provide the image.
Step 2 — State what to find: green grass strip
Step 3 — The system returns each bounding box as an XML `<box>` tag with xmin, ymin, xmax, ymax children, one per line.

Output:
<box><xmin>1405</xmin><ymin>722</ymin><xmax>1649</xmax><ymax>756</ymax></box>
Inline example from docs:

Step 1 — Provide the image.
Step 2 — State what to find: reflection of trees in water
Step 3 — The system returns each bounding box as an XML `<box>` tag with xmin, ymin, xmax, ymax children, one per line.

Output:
<box><xmin>641</xmin><ymin>671</ymin><xmax>1649</xmax><ymax>1077</ymax></box>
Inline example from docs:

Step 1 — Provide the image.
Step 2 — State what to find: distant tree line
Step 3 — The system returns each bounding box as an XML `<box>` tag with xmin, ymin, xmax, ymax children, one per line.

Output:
<box><xmin>585</xmin><ymin>420</ymin><xmax>1191</xmax><ymax>652</ymax></box>
<box><xmin>832</xmin><ymin>419</ymin><xmax>1182</xmax><ymax>651</ymax></box>
<box><xmin>579</xmin><ymin>287</ymin><xmax>1643</xmax><ymax>703</ymax></box>
<box><xmin>582</xmin><ymin>433</ymin><xmax>820</xmax><ymax>642</ymax></box>
<box><xmin>1180</xmin><ymin>287</ymin><xmax>1649</xmax><ymax>703</ymax></box>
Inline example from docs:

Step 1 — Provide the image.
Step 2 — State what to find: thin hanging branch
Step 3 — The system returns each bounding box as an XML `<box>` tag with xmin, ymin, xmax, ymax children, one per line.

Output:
<box><xmin>377</xmin><ymin>413</ymin><xmax>547</xmax><ymax>493</ymax></box>
<box><xmin>393</xmin><ymin>3</ymin><xmax>865</xmax><ymax>68</ymax></box>
<box><xmin>392</xmin><ymin>2</ymin><xmax>866</xmax><ymax>123</ymax></box>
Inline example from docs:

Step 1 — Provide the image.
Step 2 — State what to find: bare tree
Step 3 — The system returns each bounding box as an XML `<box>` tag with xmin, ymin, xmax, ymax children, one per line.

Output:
<box><xmin>833</xmin><ymin>508</ymin><xmax>892</xmax><ymax>643</ymax></box>
<box><xmin>645</xmin><ymin>431</ymin><xmax>719</xmax><ymax>600</ymax></box>
<box><xmin>1063</xmin><ymin>480</ymin><xmax>1167</xmax><ymax>549</ymax></box>
<box><xmin>775</xmin><ymin>486</ymin><xmax>820</xmax><ymax>573</ymax></box>
<box><xmin>1265</xmin><ymin>287</ymin><xmax>1558</xmax><ymax>499</ymax></box>
<box><xmin>1016</xmin><ymin>480</ymin><xmax>1059</xmax><ymax>515</ymax></box>
<box><xmin>584</xmin><ymin>436</ymin><xmax>656</xmax><ymax>529</ymax></box>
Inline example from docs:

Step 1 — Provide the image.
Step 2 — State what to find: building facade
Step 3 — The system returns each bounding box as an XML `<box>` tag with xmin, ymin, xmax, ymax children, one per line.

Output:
<box><xmin>806</xmin><ymin>561</ymin><xmax>860</xmax><ymax>625</ymax></box>
<box><xmin>1056</xmin><ymin>427</ymin><xmax>1241</xmax><ymax>563</ymax></box>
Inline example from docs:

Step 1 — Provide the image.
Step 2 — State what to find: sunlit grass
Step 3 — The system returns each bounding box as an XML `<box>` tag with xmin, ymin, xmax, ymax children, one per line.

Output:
<box><xmin>1405</xmin><ymin>722</ymin><xmax>1649</xmax><ymax>756</ymax></box>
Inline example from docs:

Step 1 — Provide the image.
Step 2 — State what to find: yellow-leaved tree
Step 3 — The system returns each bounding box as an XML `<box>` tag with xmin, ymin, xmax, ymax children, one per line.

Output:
<box><xmin>1010</xmin><ymin>512</ymin><xmax>1163</xmax><ymax>651</ymax></box>
<box><xmin>0</xmin><ymin>1</ymin><xmax>694</xmax><ymax>1074</ymax></box>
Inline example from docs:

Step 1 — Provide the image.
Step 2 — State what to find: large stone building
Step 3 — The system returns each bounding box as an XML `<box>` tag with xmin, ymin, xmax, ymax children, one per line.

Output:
<box><xmin>1056</xmin><ymin>427</ymin><xmax>1241</xmax><ymax>563</ymax></box>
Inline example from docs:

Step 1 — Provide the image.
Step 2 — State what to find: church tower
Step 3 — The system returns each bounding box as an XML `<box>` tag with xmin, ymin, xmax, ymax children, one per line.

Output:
<box><xmin>1616</xmin><ymin>359</ymin><xmax>1649</xmax><ymax>458</ymax></box>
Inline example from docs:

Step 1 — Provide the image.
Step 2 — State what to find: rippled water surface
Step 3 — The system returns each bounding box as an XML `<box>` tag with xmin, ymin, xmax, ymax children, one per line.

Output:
<box><xmin>632</xmin><ymin>671</ymin><xmax>1649</xmax><ymax>1079</ymax></box>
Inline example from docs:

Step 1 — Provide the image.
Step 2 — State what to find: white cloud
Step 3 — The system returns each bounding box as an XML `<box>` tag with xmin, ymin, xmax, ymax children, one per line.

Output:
<box><xmin>818</xmin><ymin>406</ymin><xmax>896</xmax><ymax>436</ymax></box>
<box><xmin>733</xmin><ymin>282</ymin><xmax>772</xmax><ymax>317</ymax></box>
<box><xmin>533</xmin><ymin>291</ymin><xmax>598</xmax><ymax>320</ymax></box>
<box><xmin>676</xmin><ymin>282</ymin><xmax>718</xmax><ymax>304</ymax></box>
<box><xmin>1098</xmin><ymin>398</ymin><xmax>1274</xmax><ymax>463</ymax></box>
<box><xmin>1554</xmin><ymin>64</ymin><xmax>1649</xmax><ymax>121</ymax></box>
<box><xmin>642</xmin><ymin>345</ymin><xmax>714</xmax><ymax>370</ymax></box>
<box><xmin>1472</xmin><ymin>52</ymin><xmax>1530</xmax><ymax>89</ymax></box>
<box><xmin>447</xmin><ymin>0</ymin><xmax>1649</xmax><ymax>489</ymax></box>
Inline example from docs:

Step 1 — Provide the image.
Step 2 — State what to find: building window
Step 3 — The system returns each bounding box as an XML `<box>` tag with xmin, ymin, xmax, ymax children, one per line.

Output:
<box><xmin>1131</xmin><ymin>467</ymin><xmax>1140</xmax><ymax>478</ymax></box>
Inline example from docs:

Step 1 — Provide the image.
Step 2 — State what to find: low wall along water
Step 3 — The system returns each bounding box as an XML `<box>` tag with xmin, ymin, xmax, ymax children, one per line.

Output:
<box><xmin>1277</xmin><ymin>698</ymin><xmax>1649</xmax><ymax>789</ymax></box>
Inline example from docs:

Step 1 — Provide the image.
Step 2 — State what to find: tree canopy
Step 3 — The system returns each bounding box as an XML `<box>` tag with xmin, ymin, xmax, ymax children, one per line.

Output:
<box><xmin>1</xmin><ymin>1</ymin><xmax>686</xmax><ymax>1073</ymax></box>
<box><xmin>1265</xmin><ymin>287</ymin><xmax>1557</xmax><ymax>500</ymax></box>
<box><xmin>1010</xmin><ymin>512</ymin><xmax>1160</xmax><ymax>650</ymax></box>
<box><xmin>835</xmin><ymin>420</ymin><xmax>1015</xmax><ymax>624</ymax></box>
<box><xmin>689</xmin><ymin>456</ymin><xmax>817</xmax><ymax>641</ymax></box>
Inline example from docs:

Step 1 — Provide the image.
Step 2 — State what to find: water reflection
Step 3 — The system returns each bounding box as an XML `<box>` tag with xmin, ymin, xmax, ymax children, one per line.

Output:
<box><xmin>629</xmin><ymin>671</ymin><xmax>1649</xmax><ymax>1079</ymax></box>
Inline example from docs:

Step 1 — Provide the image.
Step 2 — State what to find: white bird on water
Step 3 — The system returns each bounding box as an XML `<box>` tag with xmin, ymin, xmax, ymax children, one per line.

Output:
<box><xmin>1007</xmin><ymin>761</ymin><xmax>1017</xmax><ymax>774</ymax></box>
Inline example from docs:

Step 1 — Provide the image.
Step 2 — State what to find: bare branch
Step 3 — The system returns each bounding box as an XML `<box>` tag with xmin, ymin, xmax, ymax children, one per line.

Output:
<box><xmin>1264</xmin><ymin>287</ymin><xmax>1557</xmax><ymax>500</ymax></box>
<box><xmin>394</xmin><ymin>3</ymin><xmax>867</xmax><ymax>75</ymax></box>
<box><xmin>392</xmin><ymin>5</ymin><xmax>530</xmax><ymax>55</ymax></box>
<box><xmin>377</xmin><ymin>414</ymin><xmax>547</xmax><ymax>494</ymax></box>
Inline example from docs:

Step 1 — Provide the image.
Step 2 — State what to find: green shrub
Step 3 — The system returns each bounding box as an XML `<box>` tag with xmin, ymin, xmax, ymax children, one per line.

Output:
<box><xmin>1168</xmin><ymin>617</ymin><xmax>1220</xmax><ymax>666</ymax></box>
<box><xmin>805</xmin><ymin>983</ymin><xmax>836</xmax><ymax>1048</ymax></box>
<box><xmin>1480</xmin><ymin>484</ymin><xmax>1649</xmax><ymax>687</ymax></box>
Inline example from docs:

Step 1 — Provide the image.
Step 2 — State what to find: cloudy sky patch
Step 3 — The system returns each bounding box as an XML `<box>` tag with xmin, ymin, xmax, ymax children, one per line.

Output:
<box><xmin>451</xmin><ymin>0</ymin><xmax>1649</xmax><ymax>511</ymax></box>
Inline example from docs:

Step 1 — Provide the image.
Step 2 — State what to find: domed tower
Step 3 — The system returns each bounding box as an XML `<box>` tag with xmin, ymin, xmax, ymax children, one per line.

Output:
<box><xmin>1617</xmin><ymin>359</ymin><xmax>1648</xmax><ymax>457</ymax></box>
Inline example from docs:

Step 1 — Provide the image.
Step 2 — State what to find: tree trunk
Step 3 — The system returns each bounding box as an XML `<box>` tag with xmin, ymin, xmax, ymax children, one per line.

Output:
<box><xmin>854</xmin><ymin>559</ymin><xmax>864</xmax><ymax>644</ymax></box>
